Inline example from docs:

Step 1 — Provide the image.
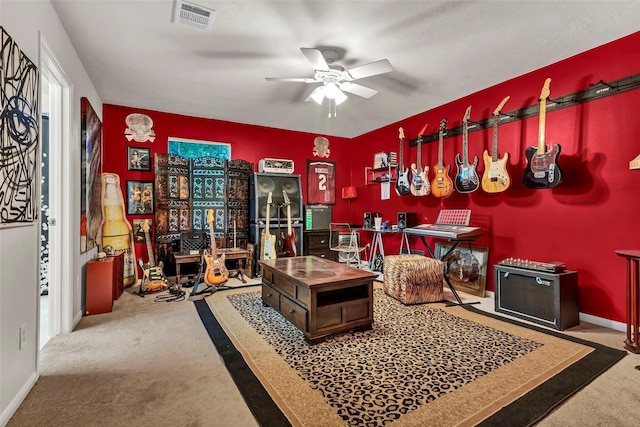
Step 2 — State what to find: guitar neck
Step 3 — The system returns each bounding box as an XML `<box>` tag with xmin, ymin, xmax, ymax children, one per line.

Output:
<box><xmin>287</xmin><ymin>205</ymin><xmax>292</xmax><ymax>234</ymax></box>
<box><xmin>462</xmin><ymin>121</ymin><xmax>469</xmax><ymax>165</ymax></box>
<box><xmin>438</xmin><ymin>132</ymin><xmax>444</xmax><ymax>166</ymax></box>
<box><xmin>491</xmin><ymin>117</ymin><xmax>500</xmax><ymax>161</ymax></box>
<box><xmin>209</xmin><ymin>222</ymin><xmax>218</xmax><ymax>260</ymax></box>
<box><xmin>537</xmin><ymin>97</ymin><xmax>547</xmax><ymax>154</ymax></box>
<box><xmin>416</xmin><ymin>136</ymin><xmax>422</xmax><ymax>169</ymax></box>
<box><xmin>145</xmin><ymin>229</ymin><xmax>155</xmax><ymax>267</ymax></box>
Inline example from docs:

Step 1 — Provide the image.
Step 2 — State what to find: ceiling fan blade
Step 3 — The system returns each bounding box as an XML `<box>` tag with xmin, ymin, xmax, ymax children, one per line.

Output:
<box><xmin>346</xmin><ymin>59</ymin><xmax>393</xmax><ymax>80</ymax></box>
<box><xmin>265</xmin><ymin>77</ymin><xmax>318</xmax><ymax>83</ymax></box>
<box><xmin>300</xmin><ymin>47</ymin><xmax>330</xmax><ymax>71</ymax></box>
<box><xmin>339</xmin><ymin>82</ymin><xmax>378</xmax><ymax>98</ymax></box>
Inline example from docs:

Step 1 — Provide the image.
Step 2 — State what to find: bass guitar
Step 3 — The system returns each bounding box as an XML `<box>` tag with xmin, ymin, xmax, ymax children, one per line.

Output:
<box><xmin>454</xmin><ymin>106</ymin><xmax>480</xmax><ymax>193</ymax></box>
<box><xmin>410</xmin><ymin>124</ymin><xmax>430</xmax><ymax>196</ymax></box>
<box><xmin>203</xmin><ymin>209</ymin><xmax>229</xmax><ymax>286</ymax></box>
<box><xmin>522</xmin><ymin>78</ymin><xmax>562</xmax><ymax>188</ymax></box>
<box><xmin>395</xmin><ymin>127</ymin><xmax>411</xmax><ymax>196</ymax></box>
<box><xmin>260</xmin><ymin>192</ymin><xmax>277</xmax><ymax>260</ymax></box>
<box><xmin>137</xmin><ymin>219</ymin><xmax>168</xmax><ymax>293</ymax></box>
<box><xmin>482</xmin><ymin>96</ymin><xmax>511</xmax><ymax>193</ymax></box>
<box><xmin>430</xmin><ymin>119</ymin><xmax>453</xmax><ymax>198</ymax></box>
<box><xmin>280</xmin><ymin>191</ymin><xmax>297</xmax><ymax>257</ymax></box>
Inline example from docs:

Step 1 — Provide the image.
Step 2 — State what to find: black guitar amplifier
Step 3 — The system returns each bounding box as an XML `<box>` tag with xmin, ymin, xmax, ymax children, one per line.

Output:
<box><xmin>494</xmin><ymin>264</ymin><xmax>579</xmax><ymax>330</ymax></box>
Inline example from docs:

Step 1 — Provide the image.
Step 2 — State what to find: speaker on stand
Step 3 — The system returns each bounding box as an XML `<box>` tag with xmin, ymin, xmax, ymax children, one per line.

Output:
<box><xmin>363</xmin><ymin>212</ymin><xmax>380</xmax><ymax>229</ymax></box>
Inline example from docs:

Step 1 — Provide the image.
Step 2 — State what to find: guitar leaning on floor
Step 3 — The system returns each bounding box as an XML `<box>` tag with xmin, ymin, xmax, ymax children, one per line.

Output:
<box><xmin>482</xmin><ymin>95</ymin><xmax>511</xmax><ymax>193</ymax></box>
<box><xmin>137</xmin><ymin>219</ymin><xmax>168</xmax><ymax>294</ymax></box>
<box><xmin>260</xmin><ymin>192</ymin><xmax>277</xmax><ymax>261</ymax></box>
<box><xmin>522</xmin><ymin>78</ymin><xmax>562</xmax><ymax>188</ymax></box>
<box><xmin>410</xmin><ymin>124</ymin><xmax>430</xmax><ymax>197</ymax></box>
<box><xmin>454</xmin><ymin>106</ymin><xmax>480</xmax><ymax>193</ymax></box>
<box><xmin>203</xmin><ymin>209</ymin><xmax>229</xmax><ymax>286</ymax></box>
<box><xmin>431</xmin><ymin>119</ymin><xmax>454</xmax><ymax>198</ymax></box>
<box><xmin>395</xmin><ymin>127</ymin><xmax>411</xmax><ymax>196</ymax></box>
<box><xmin>280</xmin><ymin>191</ymin><xmax>297</xmax><ymax>257</ymax></box>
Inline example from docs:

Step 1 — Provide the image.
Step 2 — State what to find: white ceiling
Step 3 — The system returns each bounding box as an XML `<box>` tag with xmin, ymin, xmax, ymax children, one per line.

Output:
<box><xmin>51</xmin><ymin>0</ymin><xmax>640</xmax><ymax>138</ymax></box>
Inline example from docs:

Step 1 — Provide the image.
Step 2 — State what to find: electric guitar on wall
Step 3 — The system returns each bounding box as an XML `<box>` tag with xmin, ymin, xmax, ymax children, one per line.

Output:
<box><xmin>137</xmin><ymin>219</ymin><xmax>168</xmax><ymax>293</ymax></box>
<box><xmin>410</xmin><ymin>124</ymin><xmax>430</xmax><ymax>197</ymax></box>
<box><xmin>260</xmin><ymin>192</ymin><xmax>277</xmax><ymax>260</ymax></box>
<box><xmin>431</xmin><ymin>119</ymin><xmax>454</xmax><ymax>198</ymax></box>
<box><xmin>454</xmin><ymin>106</ymin><xmax>480</xmax><ymax>193</ymax></box>
<box><xmin>522</xmin><ymin>78</ymin><xmax>562</xmax><ymax>188</ymax></box>
<box><xmin>395</xmin><ymin>127</ymin><xmax>411</xmax><ymax>196</ymax></box>
<box><xmin>280</xmin><ymin>191</ymin><xmax>297</xmax><ymax>257</ymax></box>
<box><xmin>203</xmin><ymin>209</ymin><xmax>229</xmax><ymax>286</ymax></box>
<box><xmin>482</xmin><ymin>96</ymin><xmax>511</xmax><ymax>193</ymax></box>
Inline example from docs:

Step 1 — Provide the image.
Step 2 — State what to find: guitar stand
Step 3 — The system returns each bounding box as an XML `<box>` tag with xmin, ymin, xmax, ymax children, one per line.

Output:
<box><xmin>187</xmin><ymin>254</ymin><xmax>226</xmax><ymax>301</ymax></box>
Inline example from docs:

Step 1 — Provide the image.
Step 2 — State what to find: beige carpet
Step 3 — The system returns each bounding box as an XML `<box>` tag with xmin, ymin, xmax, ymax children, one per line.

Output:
<box><xmin>204</xmin><ymin>286</ymin><xmax>620</xmax><ymax>426</ymax></box>
<box><xmin>7</xmin><ymin>279</ymin><xmax>640</xmax><ymax>427</ymax></box>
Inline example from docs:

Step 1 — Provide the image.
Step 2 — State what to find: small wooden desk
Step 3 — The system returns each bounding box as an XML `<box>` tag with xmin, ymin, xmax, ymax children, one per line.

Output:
<box><xmin>175</xmin><ymin>248</ymin><xmax>249</xmax><ymax>286</ymax></box>
<box><xmin>615</xmin><ymin>249</ymin><xmax>640</xmax><ymax>353</ymax></box>
<box><xmin>260</xmin><ymin>256</ymin><xmax>377</xmax><ymax>344</ymax></box>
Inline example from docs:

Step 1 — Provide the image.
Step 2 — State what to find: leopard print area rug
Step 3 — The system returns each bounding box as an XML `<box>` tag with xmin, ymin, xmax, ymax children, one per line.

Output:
<box><xmin>206</xmin><ymin>288</ymin><xmax>594</xmax><ymax>427</ymax></box>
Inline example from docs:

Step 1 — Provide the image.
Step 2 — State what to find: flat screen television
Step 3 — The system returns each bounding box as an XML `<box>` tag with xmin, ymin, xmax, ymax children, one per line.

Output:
<box><xmin>305</xmin><ymin>204</ymin><xmax>332</xmax><ymax>230</ymax></box>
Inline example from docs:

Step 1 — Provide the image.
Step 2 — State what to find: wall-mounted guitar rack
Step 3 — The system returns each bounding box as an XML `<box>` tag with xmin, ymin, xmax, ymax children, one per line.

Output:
<box><xmin>408</xmin><ymin>72</ymin><xmax>640</xmax><ymax>146</ymax></box>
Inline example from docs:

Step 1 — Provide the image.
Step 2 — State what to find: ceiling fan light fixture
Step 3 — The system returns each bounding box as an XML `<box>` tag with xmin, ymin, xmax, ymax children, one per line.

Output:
<box><xmin>308</xmin><ymin>87</ymin><xmax>325</xmax><ymax>105</ymax></box>
<box><xmin>323</xmin><ymin>82</ymin><xmax>348</xmax><ymax>105</ymax></box>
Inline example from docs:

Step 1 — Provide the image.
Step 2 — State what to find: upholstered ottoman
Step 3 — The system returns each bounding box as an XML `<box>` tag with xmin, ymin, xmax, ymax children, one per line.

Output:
<box><xmin>383</xmin><ymin>255</ymin><xmax>444</xmax><ymax>304</ymax></box>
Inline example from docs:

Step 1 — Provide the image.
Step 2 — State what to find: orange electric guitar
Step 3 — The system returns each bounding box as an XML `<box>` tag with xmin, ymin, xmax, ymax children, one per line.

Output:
<box><xmin>430</xmin><ymin>119</ymin><xmax>453</xmax><ymax>198</ymax></box>
<box><xmin>203</xmin><ymin>209</ymin><xmax>229</xmax><ymax>286</ymax></box>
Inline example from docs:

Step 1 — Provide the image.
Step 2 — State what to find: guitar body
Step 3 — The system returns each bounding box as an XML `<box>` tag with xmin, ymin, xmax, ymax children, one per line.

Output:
<box><xmin>260</xmin><ymin>231</ymin><xmax>277</xmax><ymax>260</ymax></box>
<box><xmin>522</xmin><ymin>144</ymin><xmax>562</xmax><ymax>189</ymax></box>
<box><xmin>280</xmin><ymin>229</ymin><xmax>297</xmax><ymax>257</ymax></box>
<box><xmin>203</xmin><ymin>250</ymin><xmax>229</xmax><ymax>286</ymax></box>
<box><xmin>410</xmin><ymin>163</ymin><xmax>429</xmax><ymax>196</ymax></box>
<box><xmin>431</xmin><ymin>164</ymin><xmax>453</xmax><ymax>198</ymax></box>
<box><xmin>481</xmin><ymin>150</ymin><xmax>511</xmax><ymax>193</ymax></box>
<box><xmin>137</xmin><ymin>258</ymin><xmax>168</xmax><ymax>292</ymax></box>
<box><xmin>395</xmin><ymin>166</ymin><xmax>411</xmax><ymax>196</ymax></box>
<box><xmin>454</xmin><ymin>154</ymin><xmax>480</xmax><ymax>193</ymax></box>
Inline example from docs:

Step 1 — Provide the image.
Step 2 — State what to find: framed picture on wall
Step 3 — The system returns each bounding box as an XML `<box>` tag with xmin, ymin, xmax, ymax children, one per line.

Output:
<box><xmin>435</xmin><ymin>243</ymin><xmax>489</xmax><ymax>297</ymax></box>
<box><xmin>126</xmin><ymin>180</ymin><xmax>154</xmax><ymax>215</ymax></box>
<box><xmin>127</xmin><ymin>146</ymin><xmax>151</xmax><ymax>171</ymax></box>
<box><xmin>307</xmin><ymin>160</ymin><xmax>336</xmax><ymax>204</ymax></box>
<box><xmin>132</xmin><ymin>218</ymin><xmax>150</xmax><ymax>243</ymax></box>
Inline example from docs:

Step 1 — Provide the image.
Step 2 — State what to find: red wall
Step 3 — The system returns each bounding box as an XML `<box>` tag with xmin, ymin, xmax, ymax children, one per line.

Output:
<box><xmin>103</xmin><ymin>31</ymin><xmax>640</xmax><ymax>324</ymax></box>
<box><xmin>349</xmin><ymin>32</ymin><xmax>640</xmax><ymax>323</ymax></box>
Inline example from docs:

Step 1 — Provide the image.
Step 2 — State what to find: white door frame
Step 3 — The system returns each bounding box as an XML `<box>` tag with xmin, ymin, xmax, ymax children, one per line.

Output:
<box><xmin>39</xmin><ymin>36</ymin><xmax>74</xmax><ymax>343</ymax></box>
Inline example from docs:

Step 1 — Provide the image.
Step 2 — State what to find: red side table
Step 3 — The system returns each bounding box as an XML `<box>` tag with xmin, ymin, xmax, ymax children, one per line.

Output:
<box><xmin>615</xmin><ymin>249</ymin><xmax>640</xmax><ymax>353</ymax></box>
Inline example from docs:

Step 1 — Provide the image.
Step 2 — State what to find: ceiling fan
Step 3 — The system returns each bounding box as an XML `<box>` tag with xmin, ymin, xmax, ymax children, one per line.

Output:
<box><xmin>265</xmin><ymin>47</ymin><xmax>393</xmax><ymax>116</ymax></box>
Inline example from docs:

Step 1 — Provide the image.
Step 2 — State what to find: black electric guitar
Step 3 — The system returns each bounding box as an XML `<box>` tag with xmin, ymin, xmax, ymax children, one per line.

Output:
<box><xmin>454</xmin><ymin>106</ymin><xmax>480</xmax><ymax>193</ymax></box>
<box><xmin>395</xmin><ymin>127</ymin><xmax>411</xmax><ymax>196</ymax></box>
<box><xmin>137</xmin><ymin>219</ymin><xmax>168</xmax><ymax>292</ymax></box>
<box><xmin>482</xmin><ymin>96</ymin><xmax>511</xmax><ymax>193</ymax></box>
<box><xmin>203</xmin><ymin>209</ymin><xmax>229</xmax><ymax>286</ymax></box>
<box><xmin>522</xmin><ymin>78</ymin><xmax>562</xmax><ymax>188</ymax></box>
<box><xmin>280</xmin><ymin>192</ymin><xmax>297</xmax><ymax>257</ymax></box>
<box><xmin>410</xmin><ymin>124</ymin><xmax>430</xmax><ymax>196</ymax></box>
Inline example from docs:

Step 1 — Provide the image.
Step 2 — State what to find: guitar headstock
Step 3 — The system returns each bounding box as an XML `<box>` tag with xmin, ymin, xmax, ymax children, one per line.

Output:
<box><xmin>463</xmin><ymin>106</ymin><xmax>471</xmax><ymax>124</ymax></box>
<box><xmin>207</xmin><ymin>209</ymin><xmax>215</xmax><ymax>225</ymax></box>
<box><xmin>439</xmin><ymin>119</ymin><xmax>448</xmax><ymax>133</ymax></box>
<box><xmin>142</xmin><ymin>219</ymin><xmax>150</xmax><ymax>232</ymax></box>
<box><xmin>283</xmin><ymin>191</ymin><xmax>290</xmax><ymax>205</ymax></box>
<box><xmin>267</xmin><ymin>191</ymin><xmax>273</xmax><ymax>204</ymax></box>
<box><xmin>539</xmin><ymin>78</ymin><xmax>552</xmax><ymax>101</ymax></box>
<box><xmin>493</xmin><ymin>96</ymin><xmax>510</xmax><ymax>116</ymax></box>
<box><xmin>398</xmin><ymin>127</ymin><xmax>404</xmax><ymax>140</ymax></box>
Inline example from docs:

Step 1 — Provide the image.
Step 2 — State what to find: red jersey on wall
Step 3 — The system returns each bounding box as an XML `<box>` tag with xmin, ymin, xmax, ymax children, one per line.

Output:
<box><xmin>307</xmin><ymin>161</ymin><xmax>335</xmax><ymax>204</ymax></box>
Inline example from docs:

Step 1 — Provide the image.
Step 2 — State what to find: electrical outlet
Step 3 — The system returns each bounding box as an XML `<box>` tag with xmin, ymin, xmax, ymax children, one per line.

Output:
<box><xmin>19</xmin><ymin>324</ymin><xmax>27</xmax><ymax>350</ymax></box>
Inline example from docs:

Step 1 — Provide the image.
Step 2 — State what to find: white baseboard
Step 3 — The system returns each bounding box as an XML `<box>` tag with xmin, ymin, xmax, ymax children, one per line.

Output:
<box><xmin>0</xmin><ymin>371</ymin><xmax>38</xmax><ymax>427</ymax></box>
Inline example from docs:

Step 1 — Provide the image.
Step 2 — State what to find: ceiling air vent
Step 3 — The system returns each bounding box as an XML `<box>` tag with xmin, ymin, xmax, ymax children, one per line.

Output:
<box><xmin>172</xmin><ymin>0</ymin><xmax>216</xmax><ymax>32</ymax></box>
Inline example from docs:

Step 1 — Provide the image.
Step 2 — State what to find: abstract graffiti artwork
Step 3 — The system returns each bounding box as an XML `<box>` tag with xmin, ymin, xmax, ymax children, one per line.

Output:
<box><xmin>0</xmin><ymin>26</ymin><xmax>40</xmax><ymax>226</ymax></box>
<box><xmin>80</xmin><ymin>97</ymin><xmax>103</xmax><ymax>252</ymax></box>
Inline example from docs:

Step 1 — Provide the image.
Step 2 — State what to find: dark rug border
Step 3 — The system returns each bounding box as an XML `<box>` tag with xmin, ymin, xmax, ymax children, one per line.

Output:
<box><xmin>194</xmin><ymin>298</ymin><xmax>292</xmax><ymax>427</ymax></box>
<box><xmin>194</xmin><ymin>295</ymin><xmax>626</xmax><ymax>427</ymax></box>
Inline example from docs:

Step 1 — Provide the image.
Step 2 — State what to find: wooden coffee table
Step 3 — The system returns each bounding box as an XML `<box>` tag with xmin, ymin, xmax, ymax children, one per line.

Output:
<box><xmin>260</xmin><ymin>256</ymin><xmax>378</xmax><ymax>344</ymax></box>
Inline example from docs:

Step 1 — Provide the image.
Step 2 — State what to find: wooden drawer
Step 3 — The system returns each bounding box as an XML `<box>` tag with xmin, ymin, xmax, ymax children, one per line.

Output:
<box><xmin>308</xmin><ymin>248</ymin><xmax>335</xmax><ymax>261</ymax></box>
<box><xmin>280</xmin><ymin>295</ymin><xmax>308</xmax><ymax>331</ymax></box>
<box><xmin>262</xmin><ymin>284</ymin><xmax>280</xmax><ymax>310</ymax></box>
<box><xmin>306</xmin><ymin>232</ymin><xmax>330</xmax><ymax>249</ymax></box>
